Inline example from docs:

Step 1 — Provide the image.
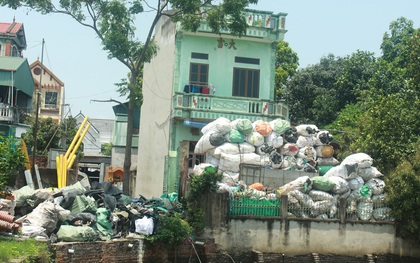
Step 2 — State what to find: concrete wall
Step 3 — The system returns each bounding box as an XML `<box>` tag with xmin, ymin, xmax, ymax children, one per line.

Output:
<box><xmin>202</xmin><ymin>193</ymin><xmax>420</xmax><ymax>258</ymax></box>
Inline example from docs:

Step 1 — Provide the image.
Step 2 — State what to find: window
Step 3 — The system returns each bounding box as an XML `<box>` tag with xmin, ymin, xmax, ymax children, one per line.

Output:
<box><xmin>45</xmin><ymin>92</ymin><xmax>58</xmax><ymax>108</ymax></box>
<box><xmin>191</xmin><ymin>52</ymin><xmax>208</xmax><ymax>60</ymax></box>
<box><xmin>189</xmin><ymin>63</ymin><xmax>209</xmax><ymax>86</ymax></box>
<box><xmin>232</xmin><ymin>68</ymin><xmax>260</xmax><ymax>98</ymax></box>
<box><xmin>11</xmin><ymin>46</ymin><xmax>19</xmax><ymax>57</ymax></box>
<box><xmin>235</xmin><ymin>56</ymin><xmax>260</xmax><ymax>65</ymax></box>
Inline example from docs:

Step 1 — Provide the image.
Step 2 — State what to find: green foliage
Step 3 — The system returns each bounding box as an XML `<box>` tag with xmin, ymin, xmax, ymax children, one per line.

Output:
<box><xmin>146</xmin><ymin>213</ymin><xmax>192</xmax><ymax>247</ymax></box>
<box><xmin>0</xmin><ymin>136</ymin><xmax>27</xmax><ymax>190</ymax></box>
<box><xmin>0</xmin><ymin>237</ymin><xmax>52</xmax><ymax>263</ymax></box>
<box><xmin>274</xmin><ymin>41</ymin><xmax>299</xmax><ymax>100</ymax></box>
<box><xmin>21</xmin><ymin>117</ymin><xmax>60</xmax><ymax>155</ymax></box>
<box><xmin>386</xmin><ymin>143</ymin><xmax>420</xmax><ymax>238</ymax></box>
<box><xmin>187</xmin><ymin>168</ymin><xmax>222</xmax><ymax>203</ymax></box>
<box><xmin>100</xmin><ymin>142</ymin><xmax>112</xmax><ymax>156</ymax></box>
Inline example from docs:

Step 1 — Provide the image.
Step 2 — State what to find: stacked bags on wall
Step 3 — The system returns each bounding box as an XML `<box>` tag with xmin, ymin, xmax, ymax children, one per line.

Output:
<box><xmin>194</xmin><ymin>117</ymin><xmax>338</xmax><ymax>184</ymax></box>
<box><xmin>279</xmin><ymin>153</ymin><xmax>390</xmax><ymax>221</ymax></box>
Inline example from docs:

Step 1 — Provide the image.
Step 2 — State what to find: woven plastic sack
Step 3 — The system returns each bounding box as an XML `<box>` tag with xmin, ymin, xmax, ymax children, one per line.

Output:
<box><xmin>280</xmin><ymin>155</ymin><xmax>297</xmax><ymax>169</ymax></box>
<box><xmin>324</xmin><ymin>163</ymin><xmax>358</xmax><ymax>180</ymax></box>
<box><xmin>309</xmin><ymin>190</ymin><xmax>334</xmax><ymax>201</ymax></box>
<box><xmin>358</xmin><ymin>166</ymin><xmax>383</xmax><ymax>182</ymax></box>
<box><xmin>283</xmin><ymin>127</ymin><xmax>298</xmax><ymax>143</ymax></box>
<box><xmin>297</xmin><ymin>146</ymin><xmax>317</xmax><ymax>161</ymax></box>
<box><xmin>57</xmin><ymin>225</ymin><xmax>98</xmax><ymax>242</ymax></box>
<box><xmin>13</xmin><ymin>186</ymin><xmax>35</xmax><ymax>207</ymax></box>
<box><xmin>372</xmin><ymin>207</ymin><xmax>392</xmax><ymax>221</ymax></box>
<box><xmin>231</xmin><ymin>119</ymin><xmax>253</xmax><ymax>135</ymax></box>
<box><xmin>280</xmin><ymin>143</ymin><xmax>299</xmax><ymax>156</ymax></box>
<box><xmin>212</xmin><ymin>142</ymin><xmax>255</xmax><ymax>157</ymax></box>
<box><xmin>366</xmin><ymin>178</ymin><xmax>385</xmax><ymax>195</ymax></box>
<box><xmin>296</xmin><ymin>135</ymin><xmax>315</xmax><ymax>148</ymax></box>
<box><xmin>225</xmin><ymin>129</ymin><xmax>244</xmax><ymax>143</ymax></box>
<box><xmin>245</xmin><ymin>132</ymin><xmax>265</xmax><ymax>146</ymax></box>
<box><xmin>209</xmin><ymin>132</ymin><xmax>225</xmax><ymax>146</ymax></box>
<box><xmin>341</xmin><ymin>153</ymin><xmax>373</xmax><ymax>168</ymax></box>
<box><xmin>311</xmin><ymin>176</ymin><xmax>335</xmax><ymax>192</ymax></box>
<box><xmin>347</xmin><ymin>176</ymin><xmax>364</xmax><ymax>191</ymax></box>
<box><xmin>316</xmin><ymin>157</ymin><xmax>340</xmax><ymax>166</ymax></box>
<box><xmin>253</xmin><ymin>120</ymin><xmax>272</xmax><ymax>136</ymax></box>
<box><xmin>256</xmin><ymin>143</ymin><xmax>276</xmax><ymax>155</ymax></box>
<box><xmin>265</xmin><ymin>131</ymin><xmax>284</xmax><ymax>148</ymax></box>
<box><xmin>328</xmin><ymin>176</ymin><xmax>350</xmax><ymax>194</ymax></box>
<box><xmin>295</xmin><ymin>124</ymin><xmax>318</xmax><ymax>136</ymax></box>
<box><xmin>313</xmin><ymin>130</ymin><xmax>333</xmax><ymax>145</ymax></box>
<box><xmin>201</xmin><ymin>117</ymin><xmax>231</xmax><ymax>135</ymax></box>
<box><xmin>269</xmin><ymin>119</ymin><xmax>290</xmax><ymax>134</ymax></box>
<box><xmin>357</xmin><ymin>201</ymin><xmax>373</xmax><ymax>221</ymax></box>
<box><xmin>315</xmin><ymin>145</ymin><xmax>334</xmax><ymax>158</ymax></box>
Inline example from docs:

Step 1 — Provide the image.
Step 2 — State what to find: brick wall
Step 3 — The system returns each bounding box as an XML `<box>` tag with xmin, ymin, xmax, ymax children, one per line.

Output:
<box><xmin>52</xmin><ymin>239</ymin><xmax>142</xmax><ymax>263</ymax></box>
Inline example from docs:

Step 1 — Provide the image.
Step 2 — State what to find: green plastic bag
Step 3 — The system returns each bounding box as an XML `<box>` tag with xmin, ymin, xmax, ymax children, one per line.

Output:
<box><xmin>227</xmin><ymin>129</ymin><xmax>244</xmax><ymax>143</ymax></box>
<box><xmin>359</xmin><ymin>184</ymin><xmax>371</xmax><ymax>197</ymax></box>
<box><xmin>311</xmin><ymin>176</ymin><xmax>335</xmax><ymax>192</ymax></box>
<box><xmin>57</xmin><ymin>225</ymin><xmax>98</xmax><ymax>242</ymax></box>
<box><xmin>95</xmin><ymin>207</ymin><xmax>113</xmax><ymax>240</ymax></box>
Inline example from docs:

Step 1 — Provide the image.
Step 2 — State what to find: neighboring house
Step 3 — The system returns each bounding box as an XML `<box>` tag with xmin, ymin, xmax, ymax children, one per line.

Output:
<box><xmin>136</xmin><ymin>8</ymin><xmax>289</xmax><ymax>198</ymax></box>
<box><xmin>0</xmin><ymin>20</ymin><xmax>34</xmax><ymax>138</ymax></box>
<box><xmin>30</xmin><ymin>60</ymin><xmax>65</xmax><ymax>123</ymax></box>
<box><xmin>75</xmin><ymin>112</ymin><xmax>113</xmax><ymax>183</ymax></box>
<box><xmin>109</xmin><ymin>102</ymin><xmax>140</xmax><ymax>188</ymax></box>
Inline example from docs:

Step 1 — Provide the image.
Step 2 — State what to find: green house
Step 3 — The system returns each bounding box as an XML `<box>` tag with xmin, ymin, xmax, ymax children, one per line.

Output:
<box><xmin>136</xmin><ymin>8</ymin><xmax>289</xmax><ymax>198</ymax></box>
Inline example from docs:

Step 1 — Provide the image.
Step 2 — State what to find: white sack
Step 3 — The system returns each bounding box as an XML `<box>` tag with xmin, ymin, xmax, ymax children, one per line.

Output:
<box><xmin>296</xmin><ymin>135</ymin><xmax>315</xmax><ymax>148</ymax></box>
<box><xmin>212</xmin><ymin>142</ymin><xmax>255</xmax><ymax>157</ymax></box>
<box><xmin>295</xmin><ymin>124</ymin><xmax>318</xmax><ymax>136</ymax></box>
<box><xmin>328</xmin><ymin>176</ymin><xmax>350</xmax><ymax>194</ymax></box>
<box><xmin>245</xmin><ymin>132</ymin><xmax>265</xmax><ymax>146</ymax></box>
<box><xmin>358</xmin><ymin>166</ymin><xmax>383</xmax><ymax>182</ymax></box>
<box><xmin>265</xmin><ymin>131</ymin><xmax>284</xmax><ymax>148</ymax></box>
<box><xmin>135</xmin><ymin>216</ymin><xmax>154</xmax><ymax>236</ymax></box>
<box><xmin>218</xmin><ymin>152</ymin><xmax>261</xmax><ymax>172</ymax></box>
<box><xmin>316</xmin><ymin>157</ymin><xmax>340</xmax><ymax>166</ymax></box>
<box><xmin>342</xmin><ymin>153</ymin><xmax>373</xmax><ymax>168</ymax></box>
<box><xmin>324</xmin><ymin>163</ymin><xmax>358</xmax><ymax>180</ymax></box>
<box><xmin>366</xmin><ymin>178</ymin><xmax>385</xmax><ymax>195</ymax></box>
<box><xmin>347</xmin><ymin>176</ymin><xmax>364</xmax><ymax>191</ymax></box>
<box><xmin>201</xmin><ymin>117</ymin><xmax>231</xmax><ymax>135</ymax></box>
<box><xmin>297</xmin><ymin>146</ymin><xmax>317</xmax><ymax>161</ymax></box>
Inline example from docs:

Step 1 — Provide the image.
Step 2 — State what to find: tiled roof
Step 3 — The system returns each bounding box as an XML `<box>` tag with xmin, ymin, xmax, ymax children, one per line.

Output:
<box><xmin>0</xmin><ymin>22</ymin><xmax>23</xmax><ymax>34</ymax></box>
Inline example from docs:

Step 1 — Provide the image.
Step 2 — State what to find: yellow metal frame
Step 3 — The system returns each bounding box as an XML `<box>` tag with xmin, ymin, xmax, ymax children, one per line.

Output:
<box><xmin>56</xmin><ymin>116</ymin><xmax>90</xmax><ymax>188</ymax></box>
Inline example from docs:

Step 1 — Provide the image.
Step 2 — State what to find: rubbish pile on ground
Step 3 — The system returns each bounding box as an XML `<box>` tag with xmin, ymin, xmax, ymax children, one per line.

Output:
<box><xmin>195</xmin><ymin>117</ymin><xmax>392</xmax><ymax>222</ymax></box>
<box><xmin>0</xmin><ymin>177</ymin><xmax>183</xmax><ymax>242</ymax></box>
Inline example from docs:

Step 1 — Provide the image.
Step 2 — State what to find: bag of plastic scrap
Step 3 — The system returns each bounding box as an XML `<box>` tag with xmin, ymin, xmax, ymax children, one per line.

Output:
<box><xmin>13</xmin><ymin>185</ymin><xmax>35</xmax><ymax>207</ymax></box>
<box><xmin>347</xmin><ymin>176</ymin><xmax>364</xmax><ymax>191</ymax></box>
<box><xmin>213</xmin><ymin>142</ymin><xmax>255</xmax><ymax>157</ymax></box>
<box><xmin>269</xmin><ymin>119</ymin><xmax>290</xmax><ymax>134</ymax></box>
<box><xmin>280</xmin><ymin>143</ymin><xmax>299</xmax><ymax>156</ymax></box>
<box><xmin>309</xmin><ymin>190</ymin><xmax>334</xmax><ymax>202</ymax></box>
<box><xmin>297</xmin><ymin>146</ymin><xmax>317</xmax><ymax>161</ymax></box>
<box><xmin>245</xmin><ymin>131</ymin><xmax>265</xmax><ymax>147</ymax></box>
<box><xmin>194</xmin><ymin>131</ymin><xmax>223</xmax><ymax>154</ymax></box>
<box><xmin>68</xmin><ymin>212</ymin><xmax>97</xmax><ymax>226</ymax></box>
<box><xmin>225</xmin><ymin>129</ymin><xmax>244</xmax><ymax>143</ymax></box>
<box><xmin>220</xmin><ymin>171</ymin><xmax>239</xmax><ymax>185</ymax></box>
<box><xmin>296</xmin><ymin>158</ymin><xmax>317</xmax><ymax>172</ymax></box>
<box><xmin>57</xmin><ymin>225</ymin><xmax>98</xmax><ymax>242</ymax></box>
<box><xmin>205</xmin><ymin>152</ymin><xmax>220</xmax><ymax>167</ymax></box>
<box><xmin>295</xmin><ymin>124</ymin><xmax>318</xmax><ymax>136</ymax></box>
<box><xmin>341</xmin><ymin>153</ymin><xmax>373</xmax><ymax>168</ymax></box>
<box><xmin>324</xmin><ymin>163</ymin><xmax>358</xmax><ymax>180</ymax></box>
<box><xmin>23</xmin><ymin>200</ymin><xmax>71</xmax><ymax>234</ymax></box>
<box><xmin>201</xmin><ymin>117</ymin><xmax>231</xmax><ymax>135</ymax></box>
<box><xmin>96</xmin><ymin>207</ymin><xmax>113</xmax><ymax>240</ymax></box>
<box><xmin>193</xmin><ymin>163</ymin><xmax>214</xmax><ymax>175</ymax></box>
<box><xmin>311</xmin><ymin>176</ymin><xmax>335</xmax><ymax>192</ymax></box>
<box><xmin>217</xmin><ymin>182</ymin><xmax>234</xmax><ymax>197</ymax></box>
<box><xmin>70</xmin><ymin>195</ymin><xmax>97</xmax><ymax>216</ymax></box>
<box><xmin>358</xmin><ymin>166</ymin><xmax>383</xmax><ymax>182</ymax></box>
<box><xmin>315</xmin><ymin>145</ymin><xmax>334</xmax><ymax>158</ymax></box>
<box><xmin>248</xmin><ymin>188</ymin><xmax>267</xmax><ymax>199</ymax></box>
<box><xmin>230</xmin><ymin>118</ymin><xmax>253</xmax><ymax>135</ymax></box>
<box><xmin>279</xmin><ymin>176</ymin><xmax>312</xmax><ymax>195</ymax></box>
<box><xmin>135</xmin><ymin>216</ymin><xmax>154</xmax><ymax>236</ymax></box>
<box><xmin>0</xmin><ymin>198</ymin><xmax>16</xmax><ymax>215</ymax></box>
<box><xmin>357</xmin><ymin>201</ymin><xmax>373</xmax><ymax>221</ymax></box>
<box><xmin>208</xmin><ymin>132</ymin><xmax>225</xmax><ymax>147</ymax></box>
<box><xmin>311</xmin><ymin>200</ymin><xmax>333</xmax><ymax>217</ymax></box>
<box><xmin>218</xmin><ymin>152</ymin><xmax>261</xmax><ymax>172</ymax></box>
<box><xmin>296</xmin><ymin>135</ymin><xmax>315</xmax><ymax>148</ymax></box>
<box><xmin>289</xmin><ymin>189</ymin><xmax>314</xmax><ymax>207</ymax></box>
<box><xmin>270</xmin><ymin>151</ymin><xmax>283</xmax><ymax>169</ymax></box>
<box><xmin>372</xmin><ymin>194</ymin><xmax>387</xmax><ymax>207</ymax></box>
<box><xmin>253</xmin><ymin>120</ymin><xmax>272</xmax><ymax>136</ymax></box>
<box><xmin>265</xmin><ymin>131</ymin><xmax>284</xmax><ymax>148</ymax></box>
<box><xmin>316</xmin><ymin>157</ymin><xmax>340</xmax><ymax>166</ymax></box>
<box><xmin>256</xmin><ymin>143</ymin><xmax>276</xmax><ymax>155</ymax></box>
<box><xmin>21</xmin><ymin>220</ymin><xmax>47</xmax><ymax>238</ymax></box>
<box><xmin>283</xmin><ymin>127</ymin><xmax>298</xmax><ymax>143</ymax></box>
<box><xmin>372</xmin><ymin>207</ymin><xmax>392</xmax><ymax>221</ymax></box>
<box><xmin>279</xmin><ymin>155</ymin><xmax>297</xmax><ymax>169</ymax></box>
<box><xmin>313</xmin><ymin>130</ymin><xmax>333</xmax><ymax>146</ymax></box>
<box><xmin>366</xmin><ymin>178</ymin><xmax>385</xmax><ymax>195</ymax></box>
<box><xmin>327</xmin><ymin>176</ymin><xmax>350</xmax><ymax>194</ymax></box>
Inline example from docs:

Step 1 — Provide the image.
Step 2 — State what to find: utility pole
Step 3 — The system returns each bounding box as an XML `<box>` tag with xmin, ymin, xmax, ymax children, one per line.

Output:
<box><xmin>32</xmin><ymin>38</ymin><xmax>44</xmax><ymax>188</ymax></box>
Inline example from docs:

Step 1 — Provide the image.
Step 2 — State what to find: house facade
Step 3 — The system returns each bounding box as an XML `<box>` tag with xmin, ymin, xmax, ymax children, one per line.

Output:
<box><xmin>136</xmin><ymin>8</ymin><xmax>289</xmax><ymax>198</ymax></box>
<box><xmin>0</xmin><ymin>21</ymin><xmax>34</xmax><ymax>138</ymax></box>
<box><xmin>30</xmin><ymin>60</ymin><xmax>65</xmax><ymax>124</ymax></box>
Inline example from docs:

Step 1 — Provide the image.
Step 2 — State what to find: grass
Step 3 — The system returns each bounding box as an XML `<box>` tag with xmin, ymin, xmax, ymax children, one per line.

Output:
<box><xmin>0</xmin><ymin>236</ymin><xmax>52</xmax><ymax>263</ymax></box>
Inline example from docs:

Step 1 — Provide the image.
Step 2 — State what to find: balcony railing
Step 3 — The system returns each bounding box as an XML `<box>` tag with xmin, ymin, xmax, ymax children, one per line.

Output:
<box><xmin>173</xmin><ymin>92</ymin><xmax>289</xmax><ymax>121</ymax></box>
<box><xmin>0</xmin><ymin>103</ymin><xmax>18</xmax><ymax>123</ymax></box>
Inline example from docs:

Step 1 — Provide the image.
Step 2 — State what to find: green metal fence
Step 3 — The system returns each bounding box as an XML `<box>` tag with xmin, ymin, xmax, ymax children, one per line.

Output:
<box><xmin>229</xmin><ymin>197</ymin><xmax>281</xmax><ymax>217</ymax></box>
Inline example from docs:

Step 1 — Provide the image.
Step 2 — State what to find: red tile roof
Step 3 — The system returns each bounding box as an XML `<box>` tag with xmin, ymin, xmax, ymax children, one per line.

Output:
<box><xmin>0</xmin><ymin>22</ymin><xmax>23</xmax><ymax>34</ymax></box>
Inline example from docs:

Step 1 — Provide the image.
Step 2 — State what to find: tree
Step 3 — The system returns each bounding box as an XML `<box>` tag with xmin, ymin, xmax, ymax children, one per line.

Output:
<box><xmin>21</xmin><ymin>117</ymin><xmax>61</xmax><ymax>155</ymax></box>
<box><xmin>0</xmin><ymin>0</ymin><xmax>259</xmax><ymax>195</ymax></box>
<box><xmin>0</xmin><ymin>136</ymin><xmax>27</xmax><ymax>190</ymax></box>
<box><xmin>101</xmin><ymin>142</ymin><xmax>112</xmax><ymax>156</ymax></box>
<box><xmin>386</xmin><ymin>142</ymin><xmax>420</xmax><ymax>238</ymax></box>
<box><xmin>274</xmin><ymin>41</ymin><xmax>299</xmax><ymax>100</ymax></box>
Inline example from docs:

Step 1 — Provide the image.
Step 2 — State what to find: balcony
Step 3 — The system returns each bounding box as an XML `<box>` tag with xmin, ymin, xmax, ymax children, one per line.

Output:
<box><xmin>0</xmin><ymin>103</ymin><xmax>18</xmax><ymax>123</ymax></box>
<box><xmin>173</xmin><ymin>92</ymin><xmax>289</xmax><ymax>122</ymax></box>
<box><xmin>195</xmin><ymin>8</ymin><xmax>287</xmax><ymax>41</ymax></box>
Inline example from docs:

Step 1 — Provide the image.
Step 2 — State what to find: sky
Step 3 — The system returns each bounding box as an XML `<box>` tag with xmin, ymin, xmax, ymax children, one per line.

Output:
<box><xmin>1</xmin><ymin>0</ymin><xmax>419</xmax><ymax>119</ymax></box>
